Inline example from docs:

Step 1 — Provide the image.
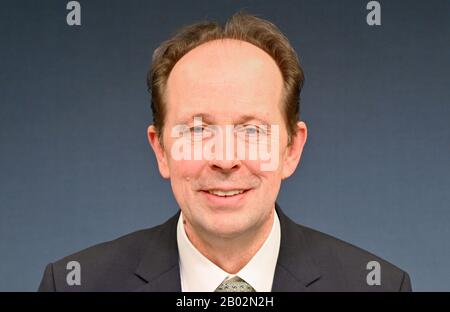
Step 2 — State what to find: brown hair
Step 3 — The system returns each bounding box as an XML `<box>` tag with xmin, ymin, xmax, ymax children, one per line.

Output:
<box><xmin>147</xmin><ymin>11</ymin><xmax>304</xmax><ymax>145</ymax></box>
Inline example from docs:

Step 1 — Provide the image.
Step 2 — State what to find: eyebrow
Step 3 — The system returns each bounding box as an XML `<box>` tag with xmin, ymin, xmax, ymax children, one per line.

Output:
<box><xmin>179</xmin><ymin>113</ymin><xmax>270</xmax><ymax>125</ymax></box>
<box><xmin>236</xmin><ymin>114</ymin><xmax>270</xmax><ymax>125</ymax></box>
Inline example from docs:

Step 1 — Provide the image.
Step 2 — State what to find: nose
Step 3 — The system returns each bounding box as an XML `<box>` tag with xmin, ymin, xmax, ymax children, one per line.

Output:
<box><xmin>206</xmin><ymin>125</ymin><xmax>242</xmax><ymax>173</ymax></box>
<box><xmin>209</xmin><ymin>157</ymin><xmax>241</xmax><ymax>173</ymax></box>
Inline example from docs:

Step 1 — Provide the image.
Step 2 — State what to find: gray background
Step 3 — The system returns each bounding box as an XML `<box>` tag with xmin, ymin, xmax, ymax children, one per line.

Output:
<box><xmin>1</xmin><ymin>0</ymin><xmax>449</xmax><ymax>291</ymax></box>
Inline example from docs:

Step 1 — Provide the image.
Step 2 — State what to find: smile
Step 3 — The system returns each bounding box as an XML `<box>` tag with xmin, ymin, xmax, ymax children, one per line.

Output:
<box><xmin>200</xmin><ymin>188</ymin><xmax>251</xmax><ymax>205</ymax></box>
<box><xmin>207</xmin><ymin>189</ymin><xmax>245</xmax><ymax>197</ymax></box>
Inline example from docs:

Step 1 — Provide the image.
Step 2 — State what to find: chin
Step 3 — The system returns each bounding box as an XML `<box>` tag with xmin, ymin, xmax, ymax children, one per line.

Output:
<box><xmin>203</xmin><ymin>214</ymin><xmax>254</xmax><ymax>238</ymax></box>
<box><xmin>207</xmin><ymin>226</ymin><xmax>248</xmax><ymax>239</ymax></box>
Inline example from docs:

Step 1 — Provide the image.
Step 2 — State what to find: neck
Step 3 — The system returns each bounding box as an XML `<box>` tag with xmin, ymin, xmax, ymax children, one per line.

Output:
<box><xmin>183</xmin><ymin>209</ymin><xmax>275</xmax><ymax>274</ymax></box>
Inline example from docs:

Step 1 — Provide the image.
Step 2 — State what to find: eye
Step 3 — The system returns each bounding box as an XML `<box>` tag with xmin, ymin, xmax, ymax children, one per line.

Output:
<box><xmin>244</xmin><ymin>125</ymin><xmax>258</xmax><ymax>135</ymax></box>
<box><xmin>188</xmin><ymin>125</ymin><xmax>214</xmax><ymax>140</ymax></box>
<box><xmin>190</xmin><ymin>126</ymin><xmax>205</xmax><ymax>134</ymax></box>
<box><xmin>236</xmin><ymin>124</ymin><xmax>264</xmax><ymax>136</ymax></box>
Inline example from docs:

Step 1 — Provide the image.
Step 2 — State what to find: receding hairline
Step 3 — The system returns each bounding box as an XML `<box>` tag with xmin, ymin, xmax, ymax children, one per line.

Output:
<box><xmin>149</xmin><ymin>12</ymin><xmax>304</xmax><ymax>146</ymax></box>
<box><xmin>168</xmin><ymin>38</ymin><xmax>283</xmax><ymax>81</ymax></box>
<box><xmin>165</xmin><ymin>38</ymin><xmax>285</xmax><ymax>107</ymax></box>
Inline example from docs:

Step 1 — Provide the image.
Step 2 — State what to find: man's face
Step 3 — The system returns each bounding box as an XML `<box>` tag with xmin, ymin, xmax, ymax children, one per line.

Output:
<box><xmin>148</xmin><ymin>39</ymin><xmax>307</xmax><ymax>238</ymax></box>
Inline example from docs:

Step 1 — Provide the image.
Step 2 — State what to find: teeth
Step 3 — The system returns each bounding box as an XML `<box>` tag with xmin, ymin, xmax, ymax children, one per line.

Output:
<box><xmin>208</xmin><ymin>189</ymin><xmax>245</xmax><ymax>197</ymax></box>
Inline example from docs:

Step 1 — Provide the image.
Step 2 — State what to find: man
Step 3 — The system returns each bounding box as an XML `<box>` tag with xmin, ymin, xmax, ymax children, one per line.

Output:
<box><xmin>38</xmin><ymin>12</ymin><xmax>411</xmax><ymax>292</ymax></box>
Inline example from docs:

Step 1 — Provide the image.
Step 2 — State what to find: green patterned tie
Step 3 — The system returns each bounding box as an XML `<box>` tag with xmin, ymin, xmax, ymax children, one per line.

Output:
<box><xmin>215</xmin><ymin>276</ymin><xmax>256</xmax><ymax>292</ymax></box>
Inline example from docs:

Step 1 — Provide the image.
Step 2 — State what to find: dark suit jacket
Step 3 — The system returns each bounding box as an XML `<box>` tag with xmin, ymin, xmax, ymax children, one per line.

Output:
<box><xmin>38</xmin><ymin>204</ymin><xmax>412</xmax><ymax>291</ymax></box>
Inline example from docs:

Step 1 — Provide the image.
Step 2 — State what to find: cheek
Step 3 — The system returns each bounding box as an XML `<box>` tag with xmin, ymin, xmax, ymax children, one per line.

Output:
<box><xmin>242</xmin><ymin>159</ymin><xmax>265</xmax><ymax>173</ymax></box>
<box><xmin>168</xmin><ymin>160</ymin><xmax>206</xmax><ymax>206</ymax></box>
<box><xmin>245</xmin><ymin>127</ymin><xmax>289</xmax><ymax>174</ymax></box>
<box><xmin>242</xmin><ymin>144</ymin><xmax>285</xmax><ymax>176</ymax></box>
<box><xmin>168</xmin><ymin>159</ymin><xmax>205</xmax><ymax>179</ymax></box>
<box><xmin>242</xmin><ymin>159</ymin><xmax>283</xmax><ymax>182</ymax></box>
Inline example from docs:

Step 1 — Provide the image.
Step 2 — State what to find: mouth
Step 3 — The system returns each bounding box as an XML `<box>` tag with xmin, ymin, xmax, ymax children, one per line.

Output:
<box><xmin>205</xmin><ymin>189</ymin><xmax>246</xmax><ymax>197</ymax></box>
<box><xmin>200</xmin><ymin>188</ymin><xmax>252</xmax><ymax>206</ymax></box>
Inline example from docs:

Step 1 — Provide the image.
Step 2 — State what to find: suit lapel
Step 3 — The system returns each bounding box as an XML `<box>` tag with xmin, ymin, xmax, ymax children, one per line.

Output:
<box><xmin>272</xmin><ymin>204</ymin><xmax>322</xmax><ymax>291</ymax></box>
<box><xmin>132</xmin><ymin>204</ymin><xmax>322</xmax><ymax>292</ymax></box>
<box><xmin>134</xmin><ymin>211</ymin><xmax>182</xmax><ymax>292</ymax></box>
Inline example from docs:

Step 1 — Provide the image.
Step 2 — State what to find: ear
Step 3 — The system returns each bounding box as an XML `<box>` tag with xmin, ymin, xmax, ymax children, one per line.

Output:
<box><xmin>147</xmin><ymin>125</ymin><xmax>170</xmax><ymax>179</ymax></box>
<box><xmin>281</xmin><ymin>121</ymin><xmax>307</xmax><ymax>179</ymax></box>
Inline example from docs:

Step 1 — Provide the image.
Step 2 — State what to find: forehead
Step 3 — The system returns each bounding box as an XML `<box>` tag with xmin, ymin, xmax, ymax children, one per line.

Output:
<box><xmin>165</xmin><ymin>39</ymin><xmax>284</xmax><ymax>123</ymax></box>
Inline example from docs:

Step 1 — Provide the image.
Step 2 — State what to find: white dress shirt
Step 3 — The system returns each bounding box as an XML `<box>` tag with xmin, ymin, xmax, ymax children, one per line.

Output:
<box><xmin>177</xmin><ymin>209</ymin><xmax>281</xmax><ymax>292</ymax></box>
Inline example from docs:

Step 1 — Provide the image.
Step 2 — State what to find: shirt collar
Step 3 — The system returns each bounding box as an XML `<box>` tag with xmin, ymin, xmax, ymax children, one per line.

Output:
<box><xmin>176</xmin><ymin>209</ymin><xmax>281</xmax><ymax>292</ymax></box>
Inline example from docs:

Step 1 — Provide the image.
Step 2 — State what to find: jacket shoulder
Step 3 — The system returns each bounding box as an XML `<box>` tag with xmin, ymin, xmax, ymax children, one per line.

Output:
<box><xmin>296</xmin><ymin>223</ymin><xmax>411</xmax><ymax>291</ymax></box>
<box><xmin>39</xmin><ymin>222</ymin><xmax>169</xmax><ymax>292</ymax></box>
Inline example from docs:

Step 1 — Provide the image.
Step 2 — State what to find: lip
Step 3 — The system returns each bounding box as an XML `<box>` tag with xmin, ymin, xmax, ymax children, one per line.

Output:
<box><xmin>200</xmin><ymin>189</ymin><xmax>252</xmax><ymax>207</ymax></box>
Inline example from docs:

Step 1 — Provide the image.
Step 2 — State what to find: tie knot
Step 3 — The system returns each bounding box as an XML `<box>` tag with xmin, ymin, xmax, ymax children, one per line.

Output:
<box><xmin>215</xmin><ymin>276</ymin><xmax>256</xmax><ymax>292</ymax></box>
